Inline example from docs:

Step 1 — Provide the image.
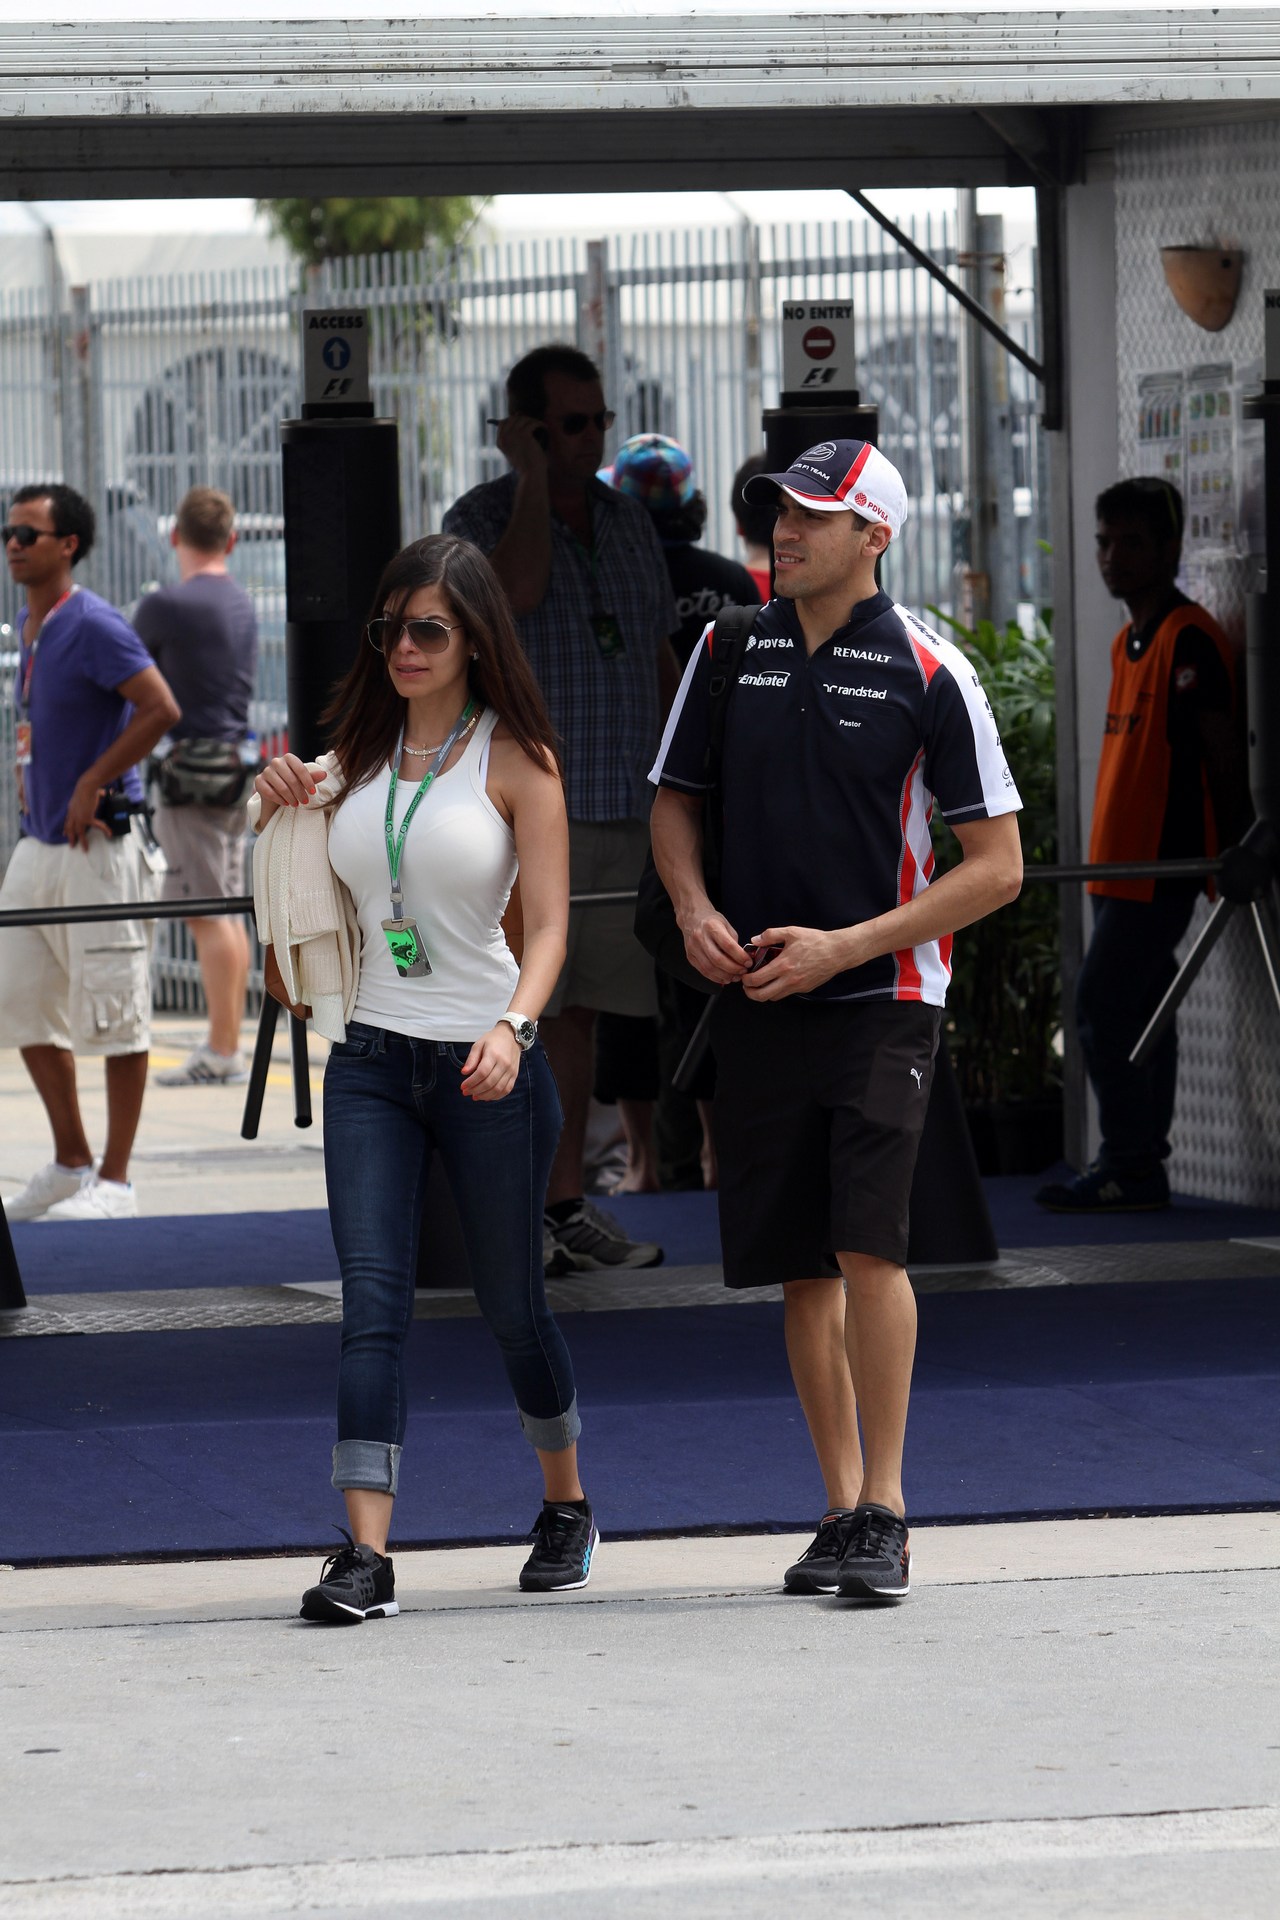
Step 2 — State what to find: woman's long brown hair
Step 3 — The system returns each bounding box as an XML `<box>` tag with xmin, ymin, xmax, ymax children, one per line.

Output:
<box><xmin>322</xmin><ymin>534</ymin><xmax>562</xmax><ymax>800</ymax></box>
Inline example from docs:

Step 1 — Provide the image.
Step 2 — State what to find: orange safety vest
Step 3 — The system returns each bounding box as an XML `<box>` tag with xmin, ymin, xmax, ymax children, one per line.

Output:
<box><xmin>1087</xmin><ymin>603</ymin><xmax>1236</xmax><ymax>903</ymax></box>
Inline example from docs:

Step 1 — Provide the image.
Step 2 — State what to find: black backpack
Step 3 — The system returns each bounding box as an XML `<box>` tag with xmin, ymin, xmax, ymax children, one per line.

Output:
<box><xmin>633</xmin><ymin>605</ymin><xmax>759</xmax><ymax>993</ymax></box>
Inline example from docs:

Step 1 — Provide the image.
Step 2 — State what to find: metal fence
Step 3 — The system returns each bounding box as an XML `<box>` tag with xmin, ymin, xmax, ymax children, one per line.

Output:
<box><xmin>0</xmin><ymin>214</ymin><xmax>1045</xmax><ymax>1011</ymax></box>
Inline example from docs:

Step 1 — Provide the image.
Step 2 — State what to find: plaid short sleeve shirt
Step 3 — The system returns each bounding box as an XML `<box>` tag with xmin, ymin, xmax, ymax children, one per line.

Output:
<box><xmin>443</xmin><ymin>474</ymin><xmax>678</xmax><ymax>822</ymax></box>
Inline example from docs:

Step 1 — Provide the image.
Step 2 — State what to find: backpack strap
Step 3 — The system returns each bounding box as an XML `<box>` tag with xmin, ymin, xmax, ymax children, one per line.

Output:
<box><xmin>703</xmin><ymin>604</ymin><xmax>758</xmax><ymax>791</ymax></box>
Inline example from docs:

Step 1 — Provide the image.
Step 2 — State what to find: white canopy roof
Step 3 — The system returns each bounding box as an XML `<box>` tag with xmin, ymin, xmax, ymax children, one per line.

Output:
<box><xmin>3</xmin><ymin>8</ymin><xmax>1278</xmax><ymax>197</ymax></box>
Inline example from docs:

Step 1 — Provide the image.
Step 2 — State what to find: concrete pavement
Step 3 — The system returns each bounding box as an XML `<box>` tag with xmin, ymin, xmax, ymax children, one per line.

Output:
<box><xmin>0</xmin><ymin>1013</ymin><xmax>330</xmax><ymax>1219</ymax></box>
<box><xmin>2</xmin><ymin>1517</ymin><xmax>1279</xmax><ymax>1917</ymax></box>
<box><xmin>2</xmin><ymin>1026</ymin><xmax>1279</xmax><ymax>1914</ymax></box>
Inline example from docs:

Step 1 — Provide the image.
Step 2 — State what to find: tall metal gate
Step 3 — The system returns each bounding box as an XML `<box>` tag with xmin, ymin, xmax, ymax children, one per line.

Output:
<box><xmin>0</xmin><ymin>214</ymin><xmax>1044</xmax><ymax>1008</ymax></box>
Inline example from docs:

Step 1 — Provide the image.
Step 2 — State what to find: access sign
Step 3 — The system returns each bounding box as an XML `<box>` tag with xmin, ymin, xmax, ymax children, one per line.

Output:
<box><xmin>302</xmin><ymin>309</ymin><xmax>371</xmax><ymax>409</ymax></box>
<box><xmin>781</xmin><ymin>301</ymin><xmax>857</xmax><ymax>398</ymax></box>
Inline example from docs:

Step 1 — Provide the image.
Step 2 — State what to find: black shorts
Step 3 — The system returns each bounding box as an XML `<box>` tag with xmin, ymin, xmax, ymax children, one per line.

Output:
<box><xmin>711</xmin><ymin>992</ymin><xmax>941</xmax><ymax>1287</ymax></box>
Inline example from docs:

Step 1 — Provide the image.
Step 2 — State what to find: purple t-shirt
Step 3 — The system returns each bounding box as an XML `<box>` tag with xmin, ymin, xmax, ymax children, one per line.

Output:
<box><xmin>17</xmin><ymin>586</ymin><xmax>156</xmax><ymax>845</ymax></box>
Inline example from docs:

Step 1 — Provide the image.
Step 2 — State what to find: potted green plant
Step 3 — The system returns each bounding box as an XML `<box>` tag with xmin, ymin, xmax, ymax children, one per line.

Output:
<box><xmin>927</xmin><ymin>606</ymin><xmax>1063</xmax><ymax>1174</ymax></box>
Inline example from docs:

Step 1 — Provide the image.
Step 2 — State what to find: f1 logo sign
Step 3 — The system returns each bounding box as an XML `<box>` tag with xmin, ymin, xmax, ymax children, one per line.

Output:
<box><xmin>781</xmin><ymin>301</ymin><xmax>855</xmax><ymax>399</ymax></box>
<box><xmin>302</xmin><ymin>308</ymin><xmax>371</xmax><ymax>409</ymax></box>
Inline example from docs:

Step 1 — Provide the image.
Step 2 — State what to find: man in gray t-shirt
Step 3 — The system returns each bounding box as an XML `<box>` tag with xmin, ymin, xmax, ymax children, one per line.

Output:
<box><xmin>133</xmin><ymin>487</ymin><xmax>259</xmax><ymax>1086</ymax></box>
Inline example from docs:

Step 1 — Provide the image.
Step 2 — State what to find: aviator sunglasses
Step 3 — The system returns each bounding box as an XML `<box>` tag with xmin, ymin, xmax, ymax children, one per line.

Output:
<box><xmin>365</xmin><ymin>614</ymin><xmax>465</xmax><ymax>656</ymax></box>
<box><xmin>551</xmin><ymin>409</ymin><xmax>616</xmax><ymax>435</ymax></box>
<box><xmin>2</xmin><ymin>524</ymin><xmax>62</xmax><ymax>548</ymax></box>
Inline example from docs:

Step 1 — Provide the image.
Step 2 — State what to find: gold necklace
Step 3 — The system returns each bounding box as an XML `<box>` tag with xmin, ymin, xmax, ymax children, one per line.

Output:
<box><xmin>401</xmin><ymin>710</ymin><xmax>479</xmax><ymax>757</ymax></box>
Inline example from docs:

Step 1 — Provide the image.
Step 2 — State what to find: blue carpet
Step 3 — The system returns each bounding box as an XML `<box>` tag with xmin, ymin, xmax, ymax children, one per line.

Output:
<box><xmin>3</xmin><ymin>1280</ymin><xmax>1277</xmax><ymax>1562</ymax></box>
<box><xmin>12</xmin><ymin>1179</ymin><xmax>1280</xmax><ymax>1298</ymax></box>
<box><xmin>980</xmin><ymin>1167</ymin><xmax>1280</xmax><ymax>1249</ymax></box>
<box><xmin>8</xmin><ymin>1193</ymin><xmax>721</xmax><ymax>1296</ymax></box>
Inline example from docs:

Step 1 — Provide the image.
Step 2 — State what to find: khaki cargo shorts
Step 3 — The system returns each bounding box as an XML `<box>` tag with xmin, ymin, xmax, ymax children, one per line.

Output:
<box><xmin>155</xmin><ymin>799</ymin><xmax>249</xmax><ymax>904</ymax></box>
<box><xmin>0</xmin><ymin>826</ymin><xmax>162</xmax><ymax>1056</ymax></box>
<box><xmin>542</xmin><ymin>817</ymin><xmax>657</xmax><ymax>1020</ymax></box>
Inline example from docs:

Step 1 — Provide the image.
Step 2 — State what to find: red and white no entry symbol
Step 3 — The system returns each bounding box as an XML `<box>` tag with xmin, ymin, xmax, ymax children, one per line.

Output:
<box><xmin>802</xmin><ymin>326</ymin><xmax>835</xmax><ymax>360</ymax></box>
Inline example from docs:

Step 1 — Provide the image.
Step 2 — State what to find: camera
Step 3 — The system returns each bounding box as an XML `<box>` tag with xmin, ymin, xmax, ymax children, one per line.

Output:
<box><xmin>94</xmin><ymin>789</ymin><xmax>146</xmax><ymax>839</ymax></box>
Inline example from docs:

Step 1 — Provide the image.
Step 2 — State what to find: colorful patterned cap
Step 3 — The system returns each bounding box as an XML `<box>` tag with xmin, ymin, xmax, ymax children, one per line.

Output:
<box><xmin>607</xmin><ymin>434</ymin><xmax>697</xmax><ymax>517</ymax></box>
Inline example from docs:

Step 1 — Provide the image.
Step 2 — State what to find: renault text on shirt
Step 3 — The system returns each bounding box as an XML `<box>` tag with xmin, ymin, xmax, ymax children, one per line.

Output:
<box><xmin>649</xmin><ymin>591</ymin><xmax>1022</xmax><ymax>1005</ymax></box>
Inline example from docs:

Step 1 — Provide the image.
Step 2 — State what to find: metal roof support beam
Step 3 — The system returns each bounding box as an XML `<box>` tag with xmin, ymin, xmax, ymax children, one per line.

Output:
<box><xmin>846</xmin><ymin>189</ymin><xmax>1045</xmax><ymax>386</ymax></box>
<box><xmin>972</xmin><ymin>105</ymin><xmax>1084</xmax><ymax>193</ymax></box>
<box><xmin>1035</xmin><ymin>184</ymin><xmax>1065</xmax><ymax>433</ymax></box>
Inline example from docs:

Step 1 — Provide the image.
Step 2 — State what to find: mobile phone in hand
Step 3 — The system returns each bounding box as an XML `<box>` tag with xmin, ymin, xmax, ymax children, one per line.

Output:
<box><xmin>486</xmin><ymin>415</ymin><xmax>550</xmax><ymax>451</ymax></box>
<box><xmin>743</xmin><ymin>942</ymin><xmax>782</xmax><ymax>972</ymax></box>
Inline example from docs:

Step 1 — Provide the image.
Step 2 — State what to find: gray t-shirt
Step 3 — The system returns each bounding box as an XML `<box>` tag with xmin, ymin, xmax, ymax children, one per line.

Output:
<box><xmin>133</xmin><ymin>572</ymin><xmax>258</xmax><ymax>741</ymax></box>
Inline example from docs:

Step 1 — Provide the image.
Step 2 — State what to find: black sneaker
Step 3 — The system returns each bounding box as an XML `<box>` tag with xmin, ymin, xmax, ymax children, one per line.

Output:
<box><xmin>544</xmin><ymin>1201</ymin><xmax>663</xmax><ymax>1272</ymax></box>
<box><xmin>1034</xmin><ymin>1161</ymin><xmax>1170</xmax><ymax>1212</ymax></box>
<box><xmin>519</xmin><ymin>1501</ymin><xmax>599</xmax><ymax>1592</ymax></box>
<box><xmin>783</xmin><ymin>1508</ymin><xmax>861</xmax><ymax>1594</ymax></box>
<box><xmin>835</xmin><ymin>1504</ymin><xmax>911</xmax><ymax>1600</ymax></box>
<box><xmin>299</xmin><ymin>1528</ymin><xmax>398</xmax><ymax>1624</ymax></box>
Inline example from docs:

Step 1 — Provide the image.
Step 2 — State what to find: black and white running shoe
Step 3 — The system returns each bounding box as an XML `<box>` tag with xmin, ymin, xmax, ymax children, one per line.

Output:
<box><xmin>519</xmin><ymin>1502</ymin><xmax>599</xmax><ymax>1592</ymax></box>
<box><xmin>544</xmin><ymin>1202</ymin><xmax>662</xmax><ymax>1272</ymax></box>
<box><xmin>835</xmin><ymin>1503</ymin><xmax>911</xmax><ymax>1600</ymax></box>
<box><xmin>783</xmin><ymin>1508</ymin><xmax>861</xmax><ymax>1594</ymax></box>
<box><xmin>299</xmin><ymin>1528</ymin><xmax>398</xmax><ymax>1624</ymax></box>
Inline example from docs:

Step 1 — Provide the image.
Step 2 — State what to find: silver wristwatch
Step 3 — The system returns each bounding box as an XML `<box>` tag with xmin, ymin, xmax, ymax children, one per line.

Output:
<box><xmin>498</xmin><ymin>1011</ymin><xmax>538</xmax><ymax>1051</ymax></box>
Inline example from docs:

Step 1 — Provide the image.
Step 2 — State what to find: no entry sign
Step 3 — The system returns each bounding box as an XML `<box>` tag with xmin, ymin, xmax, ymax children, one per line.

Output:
<box><xmin>782</xmin><ymin>301</ymin><xmax>857</xmax><ymax>398</ymax></box>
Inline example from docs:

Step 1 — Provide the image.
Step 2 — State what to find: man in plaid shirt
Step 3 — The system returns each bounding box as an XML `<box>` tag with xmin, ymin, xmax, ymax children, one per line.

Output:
<box><xmin>444</xmin><ymin>343</ymin><xmax>680</xmax><ymax>1274</ymax></box>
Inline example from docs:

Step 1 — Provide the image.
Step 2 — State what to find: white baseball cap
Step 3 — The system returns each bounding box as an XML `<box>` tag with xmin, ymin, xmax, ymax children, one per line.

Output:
<box><xmin>743</xmin><ymin>439</ymin><xmax>908</xmax><ymax>540</ymax></box>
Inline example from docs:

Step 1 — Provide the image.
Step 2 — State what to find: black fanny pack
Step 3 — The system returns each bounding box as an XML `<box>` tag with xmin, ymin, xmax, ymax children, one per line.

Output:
<box><xmin>158</xmin><ymin>737</ymin><xmax>258</xmax><ymax>809</ymax></box>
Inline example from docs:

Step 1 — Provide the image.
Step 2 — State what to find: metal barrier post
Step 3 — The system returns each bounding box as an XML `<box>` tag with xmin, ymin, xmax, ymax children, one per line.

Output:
<box><xmin>289</xmin><ymin>1012</ymin><xmax>313</xmax><ymax>1128</ymax></box>
<box><xmin>240</xmin><ymin>993</ymin><xmax>280</xmax><ymax>1142</ymax></box>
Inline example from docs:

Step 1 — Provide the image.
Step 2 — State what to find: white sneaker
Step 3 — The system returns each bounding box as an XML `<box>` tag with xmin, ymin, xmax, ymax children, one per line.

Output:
<box><xmin>154</xmin><ymin>1045</ymin><xmax>249</xmax><ymax>1087</ymax></box>
<box><xmin>4</xmin><ymin>1160</ymin><xmax>95</xmax><ymax>1222</ymax></box>
<box><xmin>45</xmin><ymin>1176</ymin><xmax>138</xmax><ymax>1221</ymax></box>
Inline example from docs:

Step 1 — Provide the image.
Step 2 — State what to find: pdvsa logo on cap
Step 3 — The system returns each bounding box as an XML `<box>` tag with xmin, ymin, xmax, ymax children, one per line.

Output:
<box><xmin>854</xmin><ymin>492</ymin><xmax>867</xmax><ymax>506</ymax></box>
<box><xmin>809</xmin><ymin>442</ymin><xmax>838</xmax><ymax>460</ymax></box>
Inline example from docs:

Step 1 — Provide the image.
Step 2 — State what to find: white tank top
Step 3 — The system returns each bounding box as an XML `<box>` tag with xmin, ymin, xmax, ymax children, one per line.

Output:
<box><xmin>327</xmin><ymin>708</ymin><xmax>520</xmax><ymax>1041</ymax></box>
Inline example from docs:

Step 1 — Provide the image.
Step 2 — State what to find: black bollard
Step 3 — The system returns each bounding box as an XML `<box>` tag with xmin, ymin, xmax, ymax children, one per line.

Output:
<box><xmin>0</xmin><ymin>1194</ymin><xmax>26</xmax><ymax>1311</ymax></box>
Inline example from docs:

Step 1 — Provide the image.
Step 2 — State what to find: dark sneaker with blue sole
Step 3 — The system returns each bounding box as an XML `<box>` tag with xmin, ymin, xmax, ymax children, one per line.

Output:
<box><xmin>1034</xmin><ymin>1162</ymin><xmax>1169</xmax><ymax>1212</ymax></box>
<box><xmin>299</xmin><ymin>1528</ymin><xmax>398</xmax><ymax>1624</ymax></box>
<box><xmin>783</xmin><ymin>1508</ymin><xmax>861</xmax><ymax>1594</ymax></box>
<box><xmin>520</xmin><ymin>1501</ymin><xmax>599</xmax><ymax>1591</ymax></box>
<box><xmin>835</xmin><ymin>1504</ymin><xmax>911</xmax><ymax>1600</ymax></box>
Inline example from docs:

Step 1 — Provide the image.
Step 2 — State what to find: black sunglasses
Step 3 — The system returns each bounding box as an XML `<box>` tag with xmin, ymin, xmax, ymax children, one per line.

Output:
<box><xmin>548</xmin><ymin>409</ymin><xmax>615</xmax><ymax>436</ymax></box>
<box><xmin>2</xmin><ymin>524</ymin><xmax>61</xmax><ymax>548</ymax></box>
<box><xmin>365</xmin><ymin>615</ymin><xmax>463</xmax><ymax>656</ymax></box>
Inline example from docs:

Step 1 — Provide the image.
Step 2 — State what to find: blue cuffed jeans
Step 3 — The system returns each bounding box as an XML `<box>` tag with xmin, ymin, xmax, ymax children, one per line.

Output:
<box><xmin>323</xmin><ymin>1020</ymin><xmax>580</xmax><ymax>1495</ymax></box>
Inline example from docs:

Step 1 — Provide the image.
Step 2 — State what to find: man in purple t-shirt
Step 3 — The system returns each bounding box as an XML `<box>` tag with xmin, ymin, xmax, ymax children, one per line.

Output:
<box><xmin>0</xmin><ymin>484</ymin><xmax>180</xmax><ymax>1222</ymax></box>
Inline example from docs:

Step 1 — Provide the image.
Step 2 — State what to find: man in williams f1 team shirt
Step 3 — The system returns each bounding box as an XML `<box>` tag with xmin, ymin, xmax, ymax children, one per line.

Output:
<box><xmin>650</xmin><ymin>440</ymin><xmax>1023</xmax><ymax>1600</ymax></box>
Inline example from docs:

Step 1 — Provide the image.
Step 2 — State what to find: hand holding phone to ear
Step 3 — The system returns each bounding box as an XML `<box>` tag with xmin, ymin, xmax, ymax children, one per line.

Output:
<box><xmin>489</xmin><ymin>413</ymin><xmax>550</xmax><ymax>474</ymax></box>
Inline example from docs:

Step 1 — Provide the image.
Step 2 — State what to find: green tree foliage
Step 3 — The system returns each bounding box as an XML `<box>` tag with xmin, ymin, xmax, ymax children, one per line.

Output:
<box><xmin>927</xmin><ymin>606</ymin><xmax>1062</xmax><ymax>1107</ymax></box>
<box><xmin>257</xmin><ymin>196</ymin><xmax>485</xmax><ymax>265</ymax></box>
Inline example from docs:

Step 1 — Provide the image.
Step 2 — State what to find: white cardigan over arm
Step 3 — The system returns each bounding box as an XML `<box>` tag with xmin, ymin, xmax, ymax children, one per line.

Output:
<box><xmin>248</xmin><ymin>753</ymin><xmax>361</xmax><ymax>1042</ymax></box>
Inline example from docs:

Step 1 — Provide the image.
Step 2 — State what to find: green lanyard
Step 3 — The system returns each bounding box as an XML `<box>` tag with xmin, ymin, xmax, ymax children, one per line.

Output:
<box><xmin>383</xmin><ymin>701</ymin><xmax>476</xmax><ymax>919</ymax></box>
<box><xmin>571</xmin><ymin>528</ymin><xmax>624</xmax><ymax>660</ymax></box>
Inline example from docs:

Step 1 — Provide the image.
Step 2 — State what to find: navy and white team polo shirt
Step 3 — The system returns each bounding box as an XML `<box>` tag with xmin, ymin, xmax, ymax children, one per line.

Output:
<box><xmin>649</xmin><ymin>590</ymin><xmax>1022</xmax><ymax>1005</ymax></box>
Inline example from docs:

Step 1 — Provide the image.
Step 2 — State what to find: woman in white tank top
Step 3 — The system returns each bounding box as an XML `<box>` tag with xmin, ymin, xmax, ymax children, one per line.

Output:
<box><xmin>253</xmin><ymin>535</ymin><xmax>597</xmax><ymax>1620</ymax></box>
